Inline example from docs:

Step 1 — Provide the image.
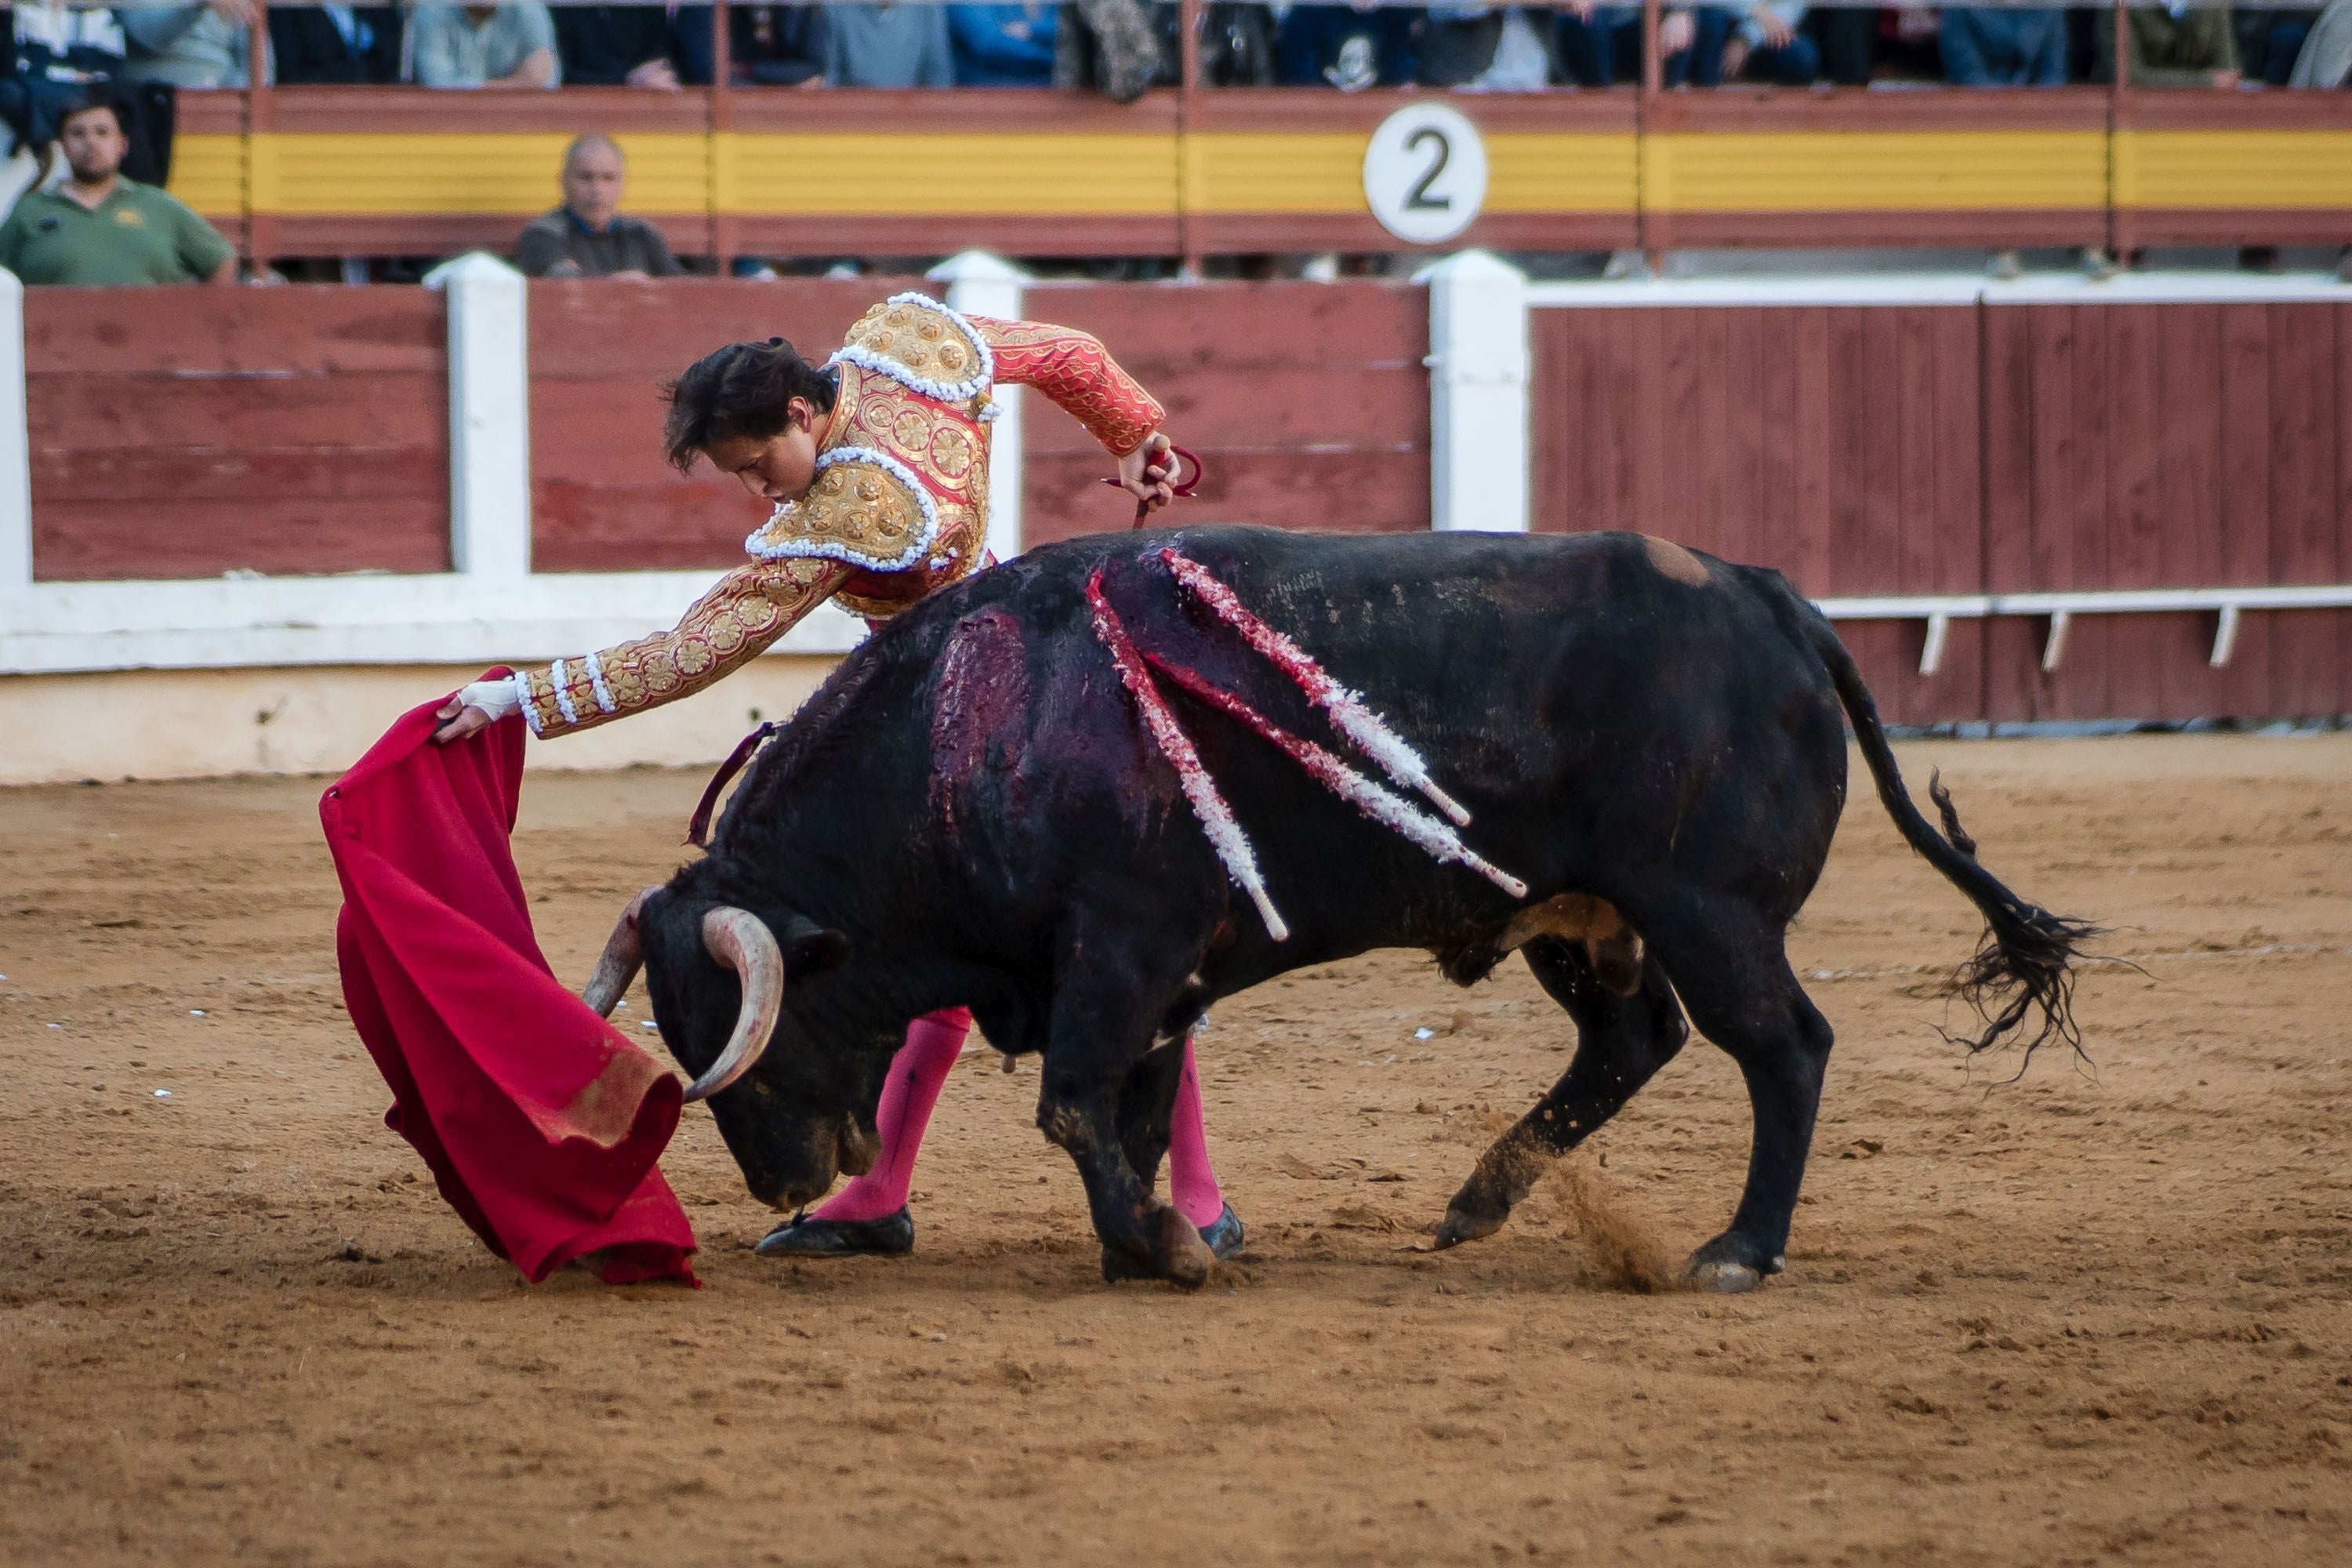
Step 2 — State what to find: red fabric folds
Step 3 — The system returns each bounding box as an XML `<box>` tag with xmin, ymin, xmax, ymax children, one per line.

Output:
<box><xmin>320</xmin><ymin>685</ymin><xmax>697</xmax><ymax>1286</ymax></box>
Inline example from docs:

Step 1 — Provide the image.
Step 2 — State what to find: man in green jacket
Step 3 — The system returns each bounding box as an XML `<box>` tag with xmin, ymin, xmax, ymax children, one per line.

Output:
<box><xmin>2098</xmin><ymin>1</ymin><xmax>2241</xmax><ymax>87</ymax></box>
<box><xmin>0</xmin><ymin>96</ymin><xmax>238</xmax><ymax>286</ymax></box>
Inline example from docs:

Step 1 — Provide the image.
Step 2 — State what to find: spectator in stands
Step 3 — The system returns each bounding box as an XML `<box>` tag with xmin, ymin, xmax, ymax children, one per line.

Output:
<box><xmin>0</xmin><ymin>93</ymin><xmax>234</xmax><ymax>283</ymax></box>
<box><xmin>728</xmin><ymin>4</ymin><xmax>828</xmax><ymax>85</ymax></box>
<box><xmin>1277</xmin><ymin>3</ymin><xmax>1421</xmax><ymax>89</ymax></box>
<box><xmin>515</xmin><ymin>134</ymin><xmax>684</xmax><ymax>279</ymax></box>
<box><xmin>1422</xmin><ymin>5</ymin><xmax>1555</xmax><ymax>89</ymax></box>
<box><xmin>1557</xmin><ymin>5</ymin><xmax>1715</xmax><ymax>87</ymax></box>
<box><xmin>2287</xmin><ymin>4</ymin><xmax>2352</xmax><ymax>281</ymax></box>
<box><xmin>822</xmin><ymin>3</ymin><xmax>953</xmax><ymax>85</ymax></box>
<box><xmin>1938</xmin><ymin>8</ymin><xmax>2068</xmax><ymax>85</ymax></box>
<box><xmin>119</xmin><ymin>0</ymin><xmax>262</xmax><ymax>89</ymax></box>
<box><xmin>553</xmin><ymin>5</ymin><xmax>715</xmax><ymax>89</ymax></box>
<box><xmin>1809</xmin><ymin>6</ymin><xmax>1875</xmax><ymax>85</ymax></box>
<box><xmin>949</xmin><ymin>4</ymin><xmax>1058</xmax><ymax>85</ymax></box>
<box><xmin>3</xmin><ymin>1</ymin><xmax>127</xmax><ymax>157</ymax></box>
<box><xmin>2237</xmin><ymin>6</ymin><xmax>2318</xmax><ymax>85</ymax></box>
<box><xmin>2292</xmin><ymin>0</ymin><xmax>2352</xmax><ymax>85</ymax></box>
<box><xmin>1054</xmin><ymin>0</ymin><xmax>1162</xmax><ymax>101</ymax></box>
<box><xmin>405</xmin><ymin>2</ymin><xmax>561</xmax><ymax>89</ymax></box>
<box><xmin>1200</xmin><ymin>5</ymin><xmax>1279</xmax><ymax>85</ymax></box>
<box><xmin>1719</xmin><ymin>3</ymin><xmax>1817</xmax><ymax>82</ymax></box>
<box><xmin>2098</xmin><ymin>1</ymin><xmax>2239</xmax><ymax>85</ymax></box>
<box><xmin>268</xmin><ymin>5</ymin><xmax>405</xmax><ymax>85</ymax></box>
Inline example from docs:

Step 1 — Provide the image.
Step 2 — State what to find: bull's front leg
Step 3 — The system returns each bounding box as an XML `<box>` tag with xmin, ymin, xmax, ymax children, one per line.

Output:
<box><xmin>1036</xmin><ymin>1004</ymin><xmax>1214</xmax><ymax>1290</ymax></box>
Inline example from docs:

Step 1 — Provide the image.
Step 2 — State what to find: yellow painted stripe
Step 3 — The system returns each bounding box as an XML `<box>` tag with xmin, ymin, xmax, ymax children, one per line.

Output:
<box><xmin>248</xmin><ymin>132</ymin><xmax>708</xmax><ymax>215</ymax></box>
<box><xmin>1184</xmin><ymin>132</ymin><xmax>1359</xmax><ymax>214</ymax></box>
<box><xmin>209</xmin><ymin>126</ymin><xmax>2346</xmax><ymax>221</ymax></box>
<box><xmin>166</xmin><ymin>132</ymin><xmax>245</xmax><ymax>218</ymax></box>
<box><xmin>2115</xmin><ymin>130</ymin><xmax>2352</xmax><ymax>210</ymax></box>
<box><xmin>1646</xmin><ymin>131</ymin><xmax>2107</xmax><ymax>212</ymax></box>
<box><xmin>1486</xmin><ymin>132</ymin><xmax>1639</xmax><ymax>215</ymax></box>
<box><xmin>723</xmin><ymin>132</ymin><xmax>1178</xmax><ymax>215</ymax></box>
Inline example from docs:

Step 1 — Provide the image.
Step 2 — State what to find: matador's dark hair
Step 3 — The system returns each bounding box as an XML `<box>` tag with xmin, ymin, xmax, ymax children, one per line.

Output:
<box><xmin>661</xmin><ymin>337</ymin><xmax>839</xmax><ymax>474</ymax></box>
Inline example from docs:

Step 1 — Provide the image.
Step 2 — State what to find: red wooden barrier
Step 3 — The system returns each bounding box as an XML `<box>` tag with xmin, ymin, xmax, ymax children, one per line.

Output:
<box><xmin>525</xmin><ymin>278</ymin><xmax>916</xmax><ymax>572</ymax></box>
<box><xmin>1530</xmin><ymin>304</ymin><xmax>1984</xmax><ymax>726</ymax></box>
<box><xmin>31</xmin><ymin>282</ymin><xmax>2349</xmax><ymax>726</ymax></box>
<box><xmin>1533</xmin><ymin>299</ymin><xmax>2352</xmax><ymax>725</ymax></box>
<box><xmin>1017</xmin><ymin>280</ymin><xmax>1431</xmax><ymax>549</ymax></box>
<box><xmin>1983</xmin><ymin>302</ymin><xmax>2351</xmax><ymax>724</ymax></box>
<box><xmin>25</xmin><ymin>287</ymin><xmax>448</xmax><ymax>581</ymax></box>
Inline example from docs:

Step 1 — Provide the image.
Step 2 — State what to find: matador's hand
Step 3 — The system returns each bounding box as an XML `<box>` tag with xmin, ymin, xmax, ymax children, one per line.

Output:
<box><xmin>431</xmin><ymin>702</ymin><xmax>495</xmax><ymax>746</ymax></box>
<box><xmin>1116</xmin><ymin>431</ymin><xmax>1178</xmax><ymax>515</ymax></box>
<box><xmin>432</xmin><ymin>678</ymin><xmax>521</xmax><ymax>744</ymax></box>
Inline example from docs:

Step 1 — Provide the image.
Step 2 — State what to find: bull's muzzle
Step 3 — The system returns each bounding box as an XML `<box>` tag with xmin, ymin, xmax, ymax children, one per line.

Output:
<box><xmin>583</xmin><ymin>889</ymin><xmax>786</xmax><ymax>1104</ymax></box>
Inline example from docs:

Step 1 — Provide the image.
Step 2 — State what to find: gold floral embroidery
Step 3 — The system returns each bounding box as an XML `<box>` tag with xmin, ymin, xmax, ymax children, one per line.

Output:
<box><xmin>749</xmin><ymin>459</ymin><xmax>929</xmax><ymax>568</ymax></box>
<box><xmin>929</xmin><ymin>423</ymin><xmax>974</xmax><ymax>480</ymax></box>
<box><xmin>519</xmin><ymin>560</ymin><xmax>851</xmax><ymax>737</ymax></box>
<box><xmin>974</xmin><ymin>317</ymin><xmax>1164</xmax><ymax>456</ymax></box>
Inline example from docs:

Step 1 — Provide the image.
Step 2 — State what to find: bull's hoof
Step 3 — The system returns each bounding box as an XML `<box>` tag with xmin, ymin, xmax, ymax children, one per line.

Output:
<box><xmin>1683</xmin><ymin>1234</ymin><xmax>1784</xmax><ymax>1294</ymax></box>
<box><xmin>1098</xmin><ymin>1207</ymin><xmax>1214</xmax><ymax>1290</ymax></box>
<box><xmin>1101</xmin><ymin>1245</ymin><xmax>1158</xmax><ymax>1285</ymax></box>
<box><xmin>1686</xmin><ymin>1258</ymin><xmax>1762</xmax><ymax>1294</ymax></box>
<box><xmin>1433</xmin><ymin>1202</ymin><xmax>1508</xmax><ymax>1250</ymax></box>
<box><xmin>1156</xmin><ymin>1206</ymin><xmax>1214</xmax><ymax>1289</ymax></box>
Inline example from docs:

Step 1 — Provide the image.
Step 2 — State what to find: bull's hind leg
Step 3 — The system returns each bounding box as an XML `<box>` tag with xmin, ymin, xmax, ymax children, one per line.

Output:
<box><xmin>1641</xmin><ymin>899</ymin><xmax>1835</xmax><ymax>1293</ymax></box>
<box><xmin>1436</xmin><ymin>938</ymin><xmax>1690</xmax><ymax>1249</ymax></box>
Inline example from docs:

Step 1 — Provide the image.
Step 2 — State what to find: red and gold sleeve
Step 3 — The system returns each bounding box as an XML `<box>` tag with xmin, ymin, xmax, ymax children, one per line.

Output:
<box><xmin>517</xmin><ymin>557</ymin><xmax>851</xmax><ymax>739</ymax></box>
<box><xmin>972</xmin><ymin>316</ymin><xmax>1166</xmax><ymax>458</ymax></box>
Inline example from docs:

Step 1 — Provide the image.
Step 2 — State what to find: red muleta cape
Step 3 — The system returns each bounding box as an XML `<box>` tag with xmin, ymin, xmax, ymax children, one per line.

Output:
<box><xmin>319</xmin><ymin>688</ymin><xmax>697</xmax><ymax>1285</ymax></box>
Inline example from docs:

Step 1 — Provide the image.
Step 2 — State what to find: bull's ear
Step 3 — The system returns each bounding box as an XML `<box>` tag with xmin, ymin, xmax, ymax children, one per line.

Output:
<box><xmin>780</xmin><ymin>916</ymin><xmax>848</xmax><ymax>978</ymax></box>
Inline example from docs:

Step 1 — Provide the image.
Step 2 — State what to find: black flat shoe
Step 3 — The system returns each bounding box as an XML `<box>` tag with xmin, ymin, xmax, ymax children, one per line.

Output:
<box><xmin>754</xmin><ymin>1207</ymin><xmax>914</xmax><ymax>1258</ymax></box>
<box><xmin>1197</xmin><ymin>1203</ymin><xmax>1246</xmax><ymax>1261</ymax></box>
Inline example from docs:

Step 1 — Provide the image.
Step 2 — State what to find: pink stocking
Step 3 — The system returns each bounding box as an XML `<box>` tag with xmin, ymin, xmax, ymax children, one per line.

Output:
<box><xmin>1166</xmin><ymin>1035</ymin><xmax>1226</xmax><ymax>1229</ymax></box>
<box><xmin>811</xmin><ymin>1007</ymin><xmax>971</xmax><ymax>1222</ymax></box>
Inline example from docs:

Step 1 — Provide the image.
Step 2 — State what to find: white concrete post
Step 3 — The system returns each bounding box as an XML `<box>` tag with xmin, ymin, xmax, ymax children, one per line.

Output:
<box><xmin>1417</xmin><ymin>250</ymin><xmax>1530</xmax><ymax>534</ymax></box>
<box><xmin>930</xmin><ymin>249</ymin><xmax>1029</xmax><ymax>562</ymax></box>
<box><xmin>424</xmin><ymin>252</ymin><xmax>532</xmax><ymax>579</ymax></box>
<box><xmin>0</xmin><ymin>269</ymin><xmax>31</xmax><ymax>591</ymax></box>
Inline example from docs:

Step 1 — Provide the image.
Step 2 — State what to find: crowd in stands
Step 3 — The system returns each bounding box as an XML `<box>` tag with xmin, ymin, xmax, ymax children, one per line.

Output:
<box><xmin>0</xmin><ymin>2</ymin><xmax>2347</xmax><ymax>102</ymax></box>
<box><xmin>0</xmin><ymin>3</ymin><xmax>2345</xmax><ymax>287</ymax></box>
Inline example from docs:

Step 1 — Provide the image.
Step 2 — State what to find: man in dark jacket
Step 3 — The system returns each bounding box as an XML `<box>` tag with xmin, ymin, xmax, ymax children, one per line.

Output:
<box><xmin>514</xmin><ymin>134</ymin><xmax>685</xmax><ymax>278</ymax></box>
<box><xmin>552</xmin><ymin>4</ymin><xmax>715</xmax><ymax>88</ymax></box>
<box><xmin>267</xmin><ymin>5</ymin><xmax>405</xmax><ymax>84</ymax></box>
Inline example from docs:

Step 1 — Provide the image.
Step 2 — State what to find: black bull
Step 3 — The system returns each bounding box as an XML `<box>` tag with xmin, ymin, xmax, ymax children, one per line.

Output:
<box><xmin>631</xmin><ymin>526</ymin><xmax>2092</xmax><ymax>1290</ymax></box>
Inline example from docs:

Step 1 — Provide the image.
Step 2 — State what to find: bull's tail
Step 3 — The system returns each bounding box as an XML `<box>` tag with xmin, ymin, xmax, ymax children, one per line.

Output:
<box><xmin>1800</xmin><ymin>605</ymin><xmax>2101</xmax><ymax>1067</ymax></box>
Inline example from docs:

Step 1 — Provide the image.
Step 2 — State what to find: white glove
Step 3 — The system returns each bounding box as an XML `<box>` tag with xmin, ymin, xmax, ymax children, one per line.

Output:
<box><xmin>456</xmin><ymin>677</ymin><xmax>524</xmax><ymax>722</ymax></box>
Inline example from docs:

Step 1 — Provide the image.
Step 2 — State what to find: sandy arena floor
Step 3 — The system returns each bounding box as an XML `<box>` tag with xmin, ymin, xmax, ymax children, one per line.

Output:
<box><xmin>1</xmin><ymin>735</ymin><xmax>2347</xmax><ymax>1567</ymax></box>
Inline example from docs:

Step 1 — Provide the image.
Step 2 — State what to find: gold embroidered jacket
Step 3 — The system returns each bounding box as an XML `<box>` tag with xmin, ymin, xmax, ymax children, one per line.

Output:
<box><xmin>517</xmin><ymin>293</ymin><xmax>1165</xmax><ymax>738</ymax></box>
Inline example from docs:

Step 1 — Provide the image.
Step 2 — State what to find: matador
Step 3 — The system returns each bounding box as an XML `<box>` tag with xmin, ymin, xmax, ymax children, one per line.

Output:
<box><xmin>432</xmin><ymin>292</ymin><xmax>1243</xmax><ymax>1261</ymax></box>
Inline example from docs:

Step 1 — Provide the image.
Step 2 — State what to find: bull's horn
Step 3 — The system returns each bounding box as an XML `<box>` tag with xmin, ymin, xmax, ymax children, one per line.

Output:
<box><xmin>684</xmin><ymin>906</ymin><xmax>786</xmax><ymax>1102</ymax></box>
<box><xmin>583</xmin><ymin>885</ymin><xmax>662</xmax><ymax>1018</ymax></box>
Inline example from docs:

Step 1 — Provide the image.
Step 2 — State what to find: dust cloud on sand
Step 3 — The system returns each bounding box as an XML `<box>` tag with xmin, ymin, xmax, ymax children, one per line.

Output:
<box><xmin>1544</xmin><ymin>1155</ymin><xmax>1686</xmax><ymax>1295</ymax></box>
<box><xmin>2</xmin><ymin>734</ymin><xmax>2348</xmax><ymax>1566</ymax></box>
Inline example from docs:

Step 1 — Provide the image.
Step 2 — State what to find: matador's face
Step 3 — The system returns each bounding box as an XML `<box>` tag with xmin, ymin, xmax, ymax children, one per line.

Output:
<box><xmin>704</xmin><ymin>398</ymin><xmax>824</xmax><ymax>508</ymax></box>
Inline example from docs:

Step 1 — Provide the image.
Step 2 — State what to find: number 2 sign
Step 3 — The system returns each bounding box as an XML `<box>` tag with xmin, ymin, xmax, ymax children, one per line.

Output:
<box><xmin>1362</xmin><ymin>104</ymin><xmax>1489</xmax><ymax>245</ymax></box>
